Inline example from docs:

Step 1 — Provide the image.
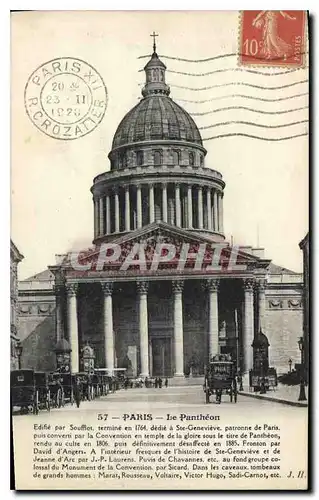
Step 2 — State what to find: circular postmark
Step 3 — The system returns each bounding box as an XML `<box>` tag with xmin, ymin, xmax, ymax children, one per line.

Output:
<box><xmin>24</xmin><ymin>57</ymin><xmax>108</xmax><ymax>140</ymax></box>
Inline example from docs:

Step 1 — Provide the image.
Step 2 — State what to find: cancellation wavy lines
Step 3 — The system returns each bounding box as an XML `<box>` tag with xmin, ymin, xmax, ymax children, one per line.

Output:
<box><xmin>138</xmin><ymin>67</ymin><xmax>307</xmax><ymax>77</ymax></box>
<box><xmin>189</xmin><ymin>105</ymin><xmax>308</xmax><ymax>117</ymax></box>
<box><xmin>166</xmin><ymin>67</ymin><xmax>308</xmax><ymax>77</ymax></box>
<box><xmin>138</xmin><ymin>52</ymin><xmax>308</xmax><ymax>64</ymax></box>
<box><xmin>170</xmin><ymin>80</ymin><xmax>308</xmax><ymax>92</ymax></box>
<box><xmin>198</xmin><ymin>119</ymin><xmax>308</xmax><ymax>131</ymax></box>
<box><xmin>202</xmin><ymin>132</ymin><xmax>308</xmax><ymax>142</ymax></box>
<box><xmin>175</xmin><ymin>92</ymin><xmax>309</xmax><ymax>104</ymax></box>
<box><xmin>138</xmin><ymin>52</ymin><xmax>236</xmax><ymax>62</ymax></box>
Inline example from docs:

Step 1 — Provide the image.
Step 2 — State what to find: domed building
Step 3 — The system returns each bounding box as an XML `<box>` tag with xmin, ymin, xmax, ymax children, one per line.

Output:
<box><xmin>92</xmin><ymin>48</ymin><xmax>225</xmax><ymax>242</ymax></box>
<box><xmin>18</xmin><ymin>43</ymin><xmax>303</xmax><ymax>380</ymax></box>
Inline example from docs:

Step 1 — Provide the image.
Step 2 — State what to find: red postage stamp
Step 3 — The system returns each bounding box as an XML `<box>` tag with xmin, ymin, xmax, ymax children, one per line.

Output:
<box><xmin>239</xmin><ymin>11</ymin><xmax>306</xmax><ymax>67</ymax></box>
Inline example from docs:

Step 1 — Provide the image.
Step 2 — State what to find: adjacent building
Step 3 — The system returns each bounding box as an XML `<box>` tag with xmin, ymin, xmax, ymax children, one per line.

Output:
<box><xmin>10</xmin><ymin>240</ymin><xmax>24</xmax><ymax>370</ymax></box>
<box><xmin>299</xmin><ymin>233</ymin><xmax>309</xmax><ymax>383</ymax></box>
<box><xmin>18</xmin><ymin>46</ymin><xmax>304</xmax><ymax>378</ymax></box>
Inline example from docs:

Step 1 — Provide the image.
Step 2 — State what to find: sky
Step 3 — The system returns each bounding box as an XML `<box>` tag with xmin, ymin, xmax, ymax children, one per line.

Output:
<box><xmin>11</xmin><ymin>11</ymin><xmax>309</xmax><ymax>280</ymax></box>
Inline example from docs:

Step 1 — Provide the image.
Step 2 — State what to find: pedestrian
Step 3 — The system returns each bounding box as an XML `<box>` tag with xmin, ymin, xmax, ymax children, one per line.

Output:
<box><xmin>165</xmin><ymin>378</ymin><xmax>168</xmax><ymax>388</ymax></box>
<box><xmin>155</xmin><ymin>377</ymin><xmax>158</xmax><ymax>388</ymax></box>
<box><xmin>159</xmin><ymin>377</ymin><xmax>162</xmax><ymax>389</ymax></box>
<box><xmin>73</xmin><ymin>377</ymin><xmax>81</xmax><ymax>408</ymax></box>
<box><xmin>215</xmin><ymin>389</ymin><xmax>222</xmax><ymax>404</ymax></box>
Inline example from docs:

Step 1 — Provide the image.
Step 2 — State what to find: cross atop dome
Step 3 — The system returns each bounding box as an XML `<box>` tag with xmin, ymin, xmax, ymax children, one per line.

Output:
<box><xmin>142</xmin><ymin>34</ymin><xmax>170</xmax><ymax>97</ymax></box>
<box><xmin>150</xmin><ymin>31</ymin><xmax>158</xmax><ymax>54</ymax></box>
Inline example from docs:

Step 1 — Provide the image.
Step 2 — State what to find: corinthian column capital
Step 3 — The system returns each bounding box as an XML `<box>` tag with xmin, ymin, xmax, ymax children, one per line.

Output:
<box><xmin>256</xmin><ymin>279</ymin><xmax>268</xmax><ymax>292</ymax></box>
<box><xmin>137</xmin><ymin>281</ymin><xmax>149</xmax><ymax>295</ymax></box>
<box><xmin>243</xmin><ymin>278</ymin><xmax>255</xmax><ymax>292</ymax></box>
<box><xmin>66</xmin><ymin>283</ymin><xmax>78</xmax><ymax>297</ymax></box>
<box><xmin>101</xmin><ymin>281</ymin><xmax>114</xmax><ymax>296</ymax></box>
<box><xmin>205</xmin><ymin>278</ymin><xmax>220</xmax><ymax>293</ymax></box>
<box><xmin>172</xmin><ymin>280</ymin><xmax>184</xmax><ymax>294</ymax></box>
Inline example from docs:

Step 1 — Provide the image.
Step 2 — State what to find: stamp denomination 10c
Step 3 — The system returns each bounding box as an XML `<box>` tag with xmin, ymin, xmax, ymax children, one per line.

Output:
<box><xmin>24</xmin><ymin>57</ymin><xmax>108</xmax><ymax>140</ymax></box>
<box><xmin>239</xmin><ymin>11</ymin><xmax>306</xmax><ymax>67</ymax></box>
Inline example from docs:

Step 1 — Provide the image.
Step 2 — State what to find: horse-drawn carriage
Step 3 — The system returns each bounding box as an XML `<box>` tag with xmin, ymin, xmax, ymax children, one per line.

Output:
<box><xmin>48</xmin><ymin>371</ymin><xmax>74</xmax><ymax>406</ymax></box>
<box><xmin>11</xmin><ymin>369</ymin><xmax>50</xmax><ymax>415</ymax></box>
<box><xmin>34</xmin><ymin>371</ymin><xmax>50</xmax><ymax>411</ymax></box>
<box><xmin>203</xmin><ymin>355</ymin><xmax>237</xmax><ymax>404</ymax></box>
<box><xmin>77</xmin><ymin>372</ymin><xmax>93</xmax><ymax>401</ymax></box>
<box><xmin>48</xmin><ymin>372</ymin><xmax>64</xmax><ymax>408</ymax></box>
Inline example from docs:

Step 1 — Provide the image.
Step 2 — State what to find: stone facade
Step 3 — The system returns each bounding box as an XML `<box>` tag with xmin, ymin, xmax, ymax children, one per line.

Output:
<box><xmin>18</xmin><ymin>269</ymin><xmax>56</xmax><ymax>371</ymax></box>
<box><xmin>18</xmin><ymin>232</ymin><xmax>303</xmax><ymax>376</ymax></box>
<box><xmin>10</xmin><ymin>241</ymin><xmax>24</xmax><ymax>370</ymax></box>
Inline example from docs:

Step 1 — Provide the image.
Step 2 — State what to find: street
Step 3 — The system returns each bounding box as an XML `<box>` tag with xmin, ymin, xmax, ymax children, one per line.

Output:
<box><xmin>12</xmin><ymin>385</ymin><xmax>307</xmax><ymax>422</ymax></box>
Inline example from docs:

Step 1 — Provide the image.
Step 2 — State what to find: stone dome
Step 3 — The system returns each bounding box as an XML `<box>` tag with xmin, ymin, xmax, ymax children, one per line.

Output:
<box><xmin>111</xmin><ymin>51</ymin><xmax>202</xmax><ymax>150</ymax></box>
<box><xmin>112</xmin><ymin>96</ymin><xmax>203</xmax><ymax>149</ymax></box>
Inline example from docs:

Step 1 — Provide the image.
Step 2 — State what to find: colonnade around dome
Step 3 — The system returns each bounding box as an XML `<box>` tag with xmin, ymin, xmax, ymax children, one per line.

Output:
<box><xmin>93</xmin><ymin>181</ymin><xmax>224</xmax><ymax>239</ymax></box>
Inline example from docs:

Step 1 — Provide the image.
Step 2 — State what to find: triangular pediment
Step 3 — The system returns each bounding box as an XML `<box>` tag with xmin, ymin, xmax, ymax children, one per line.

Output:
<box><xmin>59</xmin><ymin>222</ymin><xmax>270</xmax><ymax>278</ymax></box>
<box><xmin>111</xmin><ymin>222</ymin><xmax>210</xmax><ymax>246</ymax></box>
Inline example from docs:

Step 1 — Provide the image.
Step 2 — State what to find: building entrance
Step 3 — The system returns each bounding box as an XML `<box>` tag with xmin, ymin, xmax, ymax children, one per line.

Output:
<box><xmin>151</xmin><ymin>337</ymin><xmax>172</xmax><ymax>377</ymax></box>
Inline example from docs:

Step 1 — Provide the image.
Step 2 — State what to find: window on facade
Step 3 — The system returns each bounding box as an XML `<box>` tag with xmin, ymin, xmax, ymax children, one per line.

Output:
<box><xmin>200</xmin><ymin>155</ymin><xmax>204</xmax><ymax>167</ymax></box>
<box><xmin>122</xmin><ymin>153</ymin><xmax>127</xmax><ymax>168</ymax></box>
<box><xmin>118</xmin><ymin>153</ymin><xmax>123</xmax><ymax>169</ymax></box>
<box><xmin>153</xmin><ymin>150</ymin><xmax>162</xmax><ymax>166</ymax></box>
<box><xmin>172</xmin><ymin>150</ymin><xmax>180</xmax><ymax>165</ymax></box>
<box><xmin>136</xmin><ymin>151</ymin><xmax>144</xmax><ymax>166</ymax></box>
<box><xmin>189</xmin><ymin>152</ymin><xmax>195</xmax><ymax>166</ymax></box>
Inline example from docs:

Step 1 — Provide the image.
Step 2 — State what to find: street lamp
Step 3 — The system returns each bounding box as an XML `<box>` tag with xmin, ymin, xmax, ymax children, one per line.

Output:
<box><xmin>288</xmin><ymin>358</ymin><xmax>292</xmax><ymax>373</ymax></box>
<box><xmin>298</xmin><ymin>337</ymin><xmax>307</xmax><ymax>402</ymax></box>
<box><xmin>16</xmin><ymin>341</ymin><xmax>23</xmax><ymax>370</ymax></box>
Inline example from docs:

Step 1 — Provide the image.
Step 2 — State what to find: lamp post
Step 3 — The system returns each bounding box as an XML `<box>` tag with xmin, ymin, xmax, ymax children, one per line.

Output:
<box><xmin>288</xmin><ymin>358</ymin><xmax>292</xmax><ymax>373</ymax></box>
<box><xmin>238</xmin><ymin>353</ymin><xmax>244</xmax><ymax>392</ymax></box>
<box><xmin>298</xmin><ymin>337</ymin><xmax>307</xmax><ymax>402</ymax></box>
<box><xmin>16</xmin><ymin>341</ymin><xmax>23</xmax><ymax>370</ymax></box>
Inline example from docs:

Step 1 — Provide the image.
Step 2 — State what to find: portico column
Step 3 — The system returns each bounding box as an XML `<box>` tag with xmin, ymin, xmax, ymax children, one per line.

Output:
<box><xmin>66</xmin><ymin>283</ymin><xmax>79</xmax><ymax>374</ymax></box>
<box><xmin>162</xmin><ymin>183</ymin><xmax>168</xmax><ymax>223</ymax></box>
<box><xmin>207</xmin><ymin>189</ymin><xmax>212</xmax><ymax>230</ymax></box>
<box><xmin>137</xmin><ymin>185</ymin><xmax>142</xmax><ymax>229</ymax></box>
<box><xmin>257</xmin><ymin>279</ymin><xmax>267</xmax><ymax>332</ymax></box>
<box><xmin>101</xmin><ymin>282</ymin><xmax>114</xmax><ymax>372</ymax></box>
<box><xmin>175</xmin><ymin>183</ymin><xmax>181</xmax><ymax>226</ymax></box>
<box><xmin>54</xmin><ymin>284</ymin><xmax>64</xmax><ymax>343</ymax></box>
<box><xmin>213</xmin><ymin>190</ymin><xmax>218</xmax><ymax>232</ymax></box>
<box><xmin>243</xmin><ymin>279</ymin><xmax>255</xmax><ymax>373</ymax></box>
<box><xmin>125</xmin><ymin>186</ymin><xmax>130</xmax><ymax>231</ymax></box>
<box><xmin>99</xmin><ymin>197</ymin><xmax>104</xmax><ymax>236</ymax></box>
<box><xmin>149</xmin><ymin>184</ymin><xmax>155</xmax><ymax>223</ymax></box>
<box><xmin>114</xmin><ymin>188</ymin><xmax>120</xmax><ymax>233</ymax></box>
<box><xmin>172</xmin><ymin>280</ymin><xmax>184</xmax><ymax>377</ymax></box>
<box><xmin>106</xmin><ymin>193</ymin><xmax>111</xmax><ymax>235</ymax></box>
<box><xmin>137</xmin><ymin>281</ymin><xmax>149</xmax><ymax>377</ymax></box>
<box><xmin>187</xmin><ymin>184</ymin><xmax>193</xmax><ymax>228</ymax></box>
<box><xmin>198</xmin><ymin>186</ymin><xmax>203</xmax><ymax>229</ymax></box>
<box><xmin>206</xmin><ymin>279</ymin><xmax>219</xmax><ymax>359</ymax></box>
